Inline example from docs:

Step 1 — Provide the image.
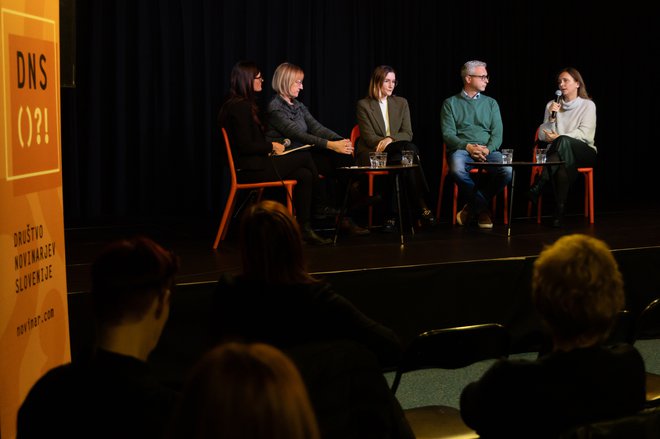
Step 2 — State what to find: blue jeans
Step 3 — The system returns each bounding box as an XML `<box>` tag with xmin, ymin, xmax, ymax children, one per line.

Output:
<box><xmin>448</xmin><ymin>149</ymin><xmax>512</xmax><ymax>214</ymax></box>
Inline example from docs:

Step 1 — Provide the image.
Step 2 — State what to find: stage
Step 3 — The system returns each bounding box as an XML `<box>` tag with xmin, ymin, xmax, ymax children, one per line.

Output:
<box><xmin>64</xmin><ymin>205</ymin><xmax>660</xmax><ymax>386</ymax></box>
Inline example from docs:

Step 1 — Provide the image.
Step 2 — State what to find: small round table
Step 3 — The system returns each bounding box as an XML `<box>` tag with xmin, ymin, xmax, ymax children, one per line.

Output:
<box><xmin>335</xmin><ymin>164</ymin><xmax>419</xmax><ymax>245</ymax></box>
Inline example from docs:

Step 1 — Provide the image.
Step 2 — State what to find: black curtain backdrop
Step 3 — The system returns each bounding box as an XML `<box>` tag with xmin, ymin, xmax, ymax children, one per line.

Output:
<box><xmin>61</xmin><ymin>0</ymin><xmax>658</xmax><ymax>224</ymax></box>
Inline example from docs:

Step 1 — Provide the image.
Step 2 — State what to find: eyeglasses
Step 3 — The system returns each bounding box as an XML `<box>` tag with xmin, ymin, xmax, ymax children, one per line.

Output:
<box><xmin>254</xmin><ymin>75</ymin><xmax>264</xmax><ymax>82</ymax></box>
<box><xmin>469</xmin><ymin>74</ymin><xmax>489</xmax><ymax>81</ymax></box>
<box><xmin>294</xmin><ymin>79</ymin><xmax>303</xmax><ymax>86</ymax></box>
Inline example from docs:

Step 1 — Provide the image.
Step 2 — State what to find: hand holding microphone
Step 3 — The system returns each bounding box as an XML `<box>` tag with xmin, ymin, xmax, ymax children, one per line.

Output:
<box><xmin>270</xmin><ymin>140</ymin><xmax>288</xmax><ymax>155</ymax></box>
<box><xmin>550</xmin><ymin>90</ymin><xmax>562</xmax><ymax>119</ymax></box>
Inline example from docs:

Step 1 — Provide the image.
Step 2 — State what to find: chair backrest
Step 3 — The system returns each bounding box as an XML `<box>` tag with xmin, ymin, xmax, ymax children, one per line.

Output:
<box><xmin>635</xmin><ymin>298</ymin><xmax>660</xmax><ymax>341</ymax></box>
<box><xmin>532</xmin><ymin>127</ymin><xmax>541</xmax><ymax>161</ymax></box>
<box><xmin>286</xmin><ymin>339</ymin><xmax>414</xmax><ymax>439</ymax></box>
<box><xmin>350</xmin><ymin>124</ymin><xmax>360</xmax><ymax>146</ymax></box>
<box><xmin>390</xmin><ymin>323</ymin><xmax>510</xmax><ymax>394</ymax></box>
<box><xmin>220</xmin><ymin>127</ymin><xmax>239</xmax><ymax>186</ymax></box>
<box><xmin>607</xmin><ymin>309</ymin><xmax>636</xmax><ymax>345</ymax></box>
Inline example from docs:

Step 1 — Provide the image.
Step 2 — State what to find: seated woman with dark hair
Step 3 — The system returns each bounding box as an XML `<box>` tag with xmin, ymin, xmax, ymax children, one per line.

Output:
<box><xmin>218</xmin><ymin>60</ymin><xmax>330</xmax><ymax>245</ymax></box>
<box><xmin>209</xmin><ymin>199</ymin><xmax>414</xmax><ymax>439</ymax></box>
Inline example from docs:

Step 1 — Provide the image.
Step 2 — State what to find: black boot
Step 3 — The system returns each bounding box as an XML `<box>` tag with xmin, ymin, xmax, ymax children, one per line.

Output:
<box><xmin>552</xmin><ymin>204</ymin><xmax>565</xmax><ymax>228</ymax></box>
<box><xmin>302</xmin><ymin>223</ymin><xmax>332</xmax><ymax>245</ymax></box>
<box><xmin>527</xmin><ymin>173</ymin><xmax>548</xmax><ymax>205</ymax></box>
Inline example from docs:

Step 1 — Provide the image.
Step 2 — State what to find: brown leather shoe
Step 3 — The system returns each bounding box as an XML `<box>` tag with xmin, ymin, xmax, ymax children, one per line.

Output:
<box><xmin>340</xmin><ymin>217</ymin><xmax>370</xmax><ymax>236</ymax></box>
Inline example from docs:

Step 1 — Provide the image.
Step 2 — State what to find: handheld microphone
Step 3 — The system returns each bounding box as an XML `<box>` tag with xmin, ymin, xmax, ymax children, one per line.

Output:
<box><xmin>551</xmin><ymin>90</ymin><xmax>562</xmax><ymax>119</ymax></box>
<box><xmin>282</xmin><ymin>138</ymin><xmax>291</xmax><ymax>148</ymax></box>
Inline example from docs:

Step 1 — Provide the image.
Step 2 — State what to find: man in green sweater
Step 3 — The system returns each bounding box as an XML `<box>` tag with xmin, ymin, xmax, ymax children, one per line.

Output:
<box><xmin>440</xmin><ymin>60</ymin><xmax>512</xmax><ymax>229</ymax></box>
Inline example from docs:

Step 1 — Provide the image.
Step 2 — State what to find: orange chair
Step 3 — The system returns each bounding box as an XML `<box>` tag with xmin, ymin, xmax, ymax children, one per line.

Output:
<box><xmin>526</xmin><ymin>128</ymin><xmax>594</xmax><ymax>224</ymax></box>
<box><xmin>213</xmin><ymin>128</ymin><xmax>297</xmax><ymax>249</ymax></box>
<box><xmin>350</xmin><ymin>124</ymin><xmax>389</xmax><ymax>227</ymax></box>
<box><xmin>436</xmin><ymin>143</ymin><xmax>508</xmax><ymax>225</ymax></box>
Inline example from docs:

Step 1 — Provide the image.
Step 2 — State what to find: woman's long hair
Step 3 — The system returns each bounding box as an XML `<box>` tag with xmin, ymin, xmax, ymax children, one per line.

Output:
<box><xmin>218</xmin><ymin>60</ymin><xmax>263</xmax><ymax>130</ymax></box>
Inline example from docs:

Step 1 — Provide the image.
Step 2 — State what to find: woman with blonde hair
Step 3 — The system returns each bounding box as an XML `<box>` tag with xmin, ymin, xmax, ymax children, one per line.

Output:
<box><xmin>169</xmin><ymin>341</ymin><xmax>320</xmax><ymax>439</ymax></box>
<box><xmin>266</xmin><ymin>62</ymin><xmax>369</xmax><ymax>236</ymax></box>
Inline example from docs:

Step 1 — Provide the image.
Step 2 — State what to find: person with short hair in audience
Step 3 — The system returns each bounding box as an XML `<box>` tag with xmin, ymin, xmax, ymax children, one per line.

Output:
<box><xmin>209</xmin><ymin>199</ymin><xmax>414</xmax><ymax>439</ymax></box>
<box><xmin>168</xmin><ymin>341</ymin><xmax>320</xmax><ymax>439</ymax></box>
<box><xmin>17</xmin><ymin>236</ymin><xmax>180</xmax><ymax>439</ymax></box>
<box><xmin>459</xmin><ymin>234</ymin><xmax>646</xmax><ymax>438</ymax></box>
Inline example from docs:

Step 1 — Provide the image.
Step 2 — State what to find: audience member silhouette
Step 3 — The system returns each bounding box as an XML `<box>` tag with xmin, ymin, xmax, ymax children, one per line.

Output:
<box><xmin>168</xmin><ymin>341</ymin><xmax>320</xmax><ymax>439</ymax></box>
<box><xmin>17</xmin><ymin>236</ymin><xmax>180</xmax><ymax>439</ymax></box>
<box><xmin>460</xmin><ymin>234</ymin><xmax>646</xmax><ymax>438</ymax></box>
<box><xmin>209</xmin><ymin>199</ymin><xmax>414</xmax><ymax>439</ymax></box>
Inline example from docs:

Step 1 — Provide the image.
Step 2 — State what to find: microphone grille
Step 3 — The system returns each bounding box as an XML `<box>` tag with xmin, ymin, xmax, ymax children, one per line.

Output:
<box><xmin>555</xmin><ymin>90</ymin><xmax>562</xmax><ymax>96</ymax></box>
<box><xmin>283</xmin><ymin>138</ymin><xmax>291</xmax><ymax>147</ymax></box>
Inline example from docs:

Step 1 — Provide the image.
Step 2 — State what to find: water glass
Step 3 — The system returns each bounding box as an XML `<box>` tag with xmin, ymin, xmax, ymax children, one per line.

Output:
<box><xmin>401</xmin><ymin>150</ymin><xmax>414</xmax><ymax>166</ymax></box>
<box><xmin>535</xmin><ymin>148</ymin><xmax>547</xmax><ymax>164</ymax></box>
<box><xmin>376</xmin><ymin>152</ymin><xmax>388</xmax><ymax>168</ymax></box>
<box><xmin>501</xmin><ymin>149</ymin><xmax>513</xmax><ymax>164</ymax></box>
<box><xmin>369</xmin><ymin>152</ymin><xmax>378</xmax><ymax>168</ymax></box>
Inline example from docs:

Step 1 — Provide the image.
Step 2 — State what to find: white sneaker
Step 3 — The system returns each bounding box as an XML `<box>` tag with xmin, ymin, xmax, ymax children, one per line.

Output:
<box><xmin>457</xmin><ymin>205</ymin><xmax>470</xmax><ymax>226</ymax></box>
<box><xmin>478</xmin><ymin>212</ymin><xmax>493</xmax><ymax>229</ymax></box>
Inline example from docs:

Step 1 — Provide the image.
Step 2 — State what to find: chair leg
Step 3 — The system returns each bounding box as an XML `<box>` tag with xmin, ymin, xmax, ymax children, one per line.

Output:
<box><xmin>436</xmin><ymin>175</ymin><xmax>446</xmax><ymax>220</ymax></box>
<box><xmin>503</xmin><ymin>186</ymin><xmax>509</xmax><ymax>225</ymax></box>
<box><xmin>285</xmin><ymin>184</ymin><xmax>295</xmax><ymax>215</ymax></box>
<box><xmin>583</xmin><ymin>169</ymin><xmax>594</xmax><ymax>223</ymax></box>
<box><xmin>368</xmin><ymin>174</ymin><xmax>375</xmax><ymax>227</ymax></box>
<box><xmin>213</xmin><ymin>188</ymin><xmax>238</xmax><ymax>249</ymax></box>
<box><xmin>452</xmin><ymin>184</ymin><xmax>459</xmax><ymax>225</ymax></box>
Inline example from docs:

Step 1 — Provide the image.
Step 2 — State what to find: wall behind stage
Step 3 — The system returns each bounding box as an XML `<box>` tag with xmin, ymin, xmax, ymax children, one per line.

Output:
<box><xmin>61</xmin><ymin>0</ymin><xmax>659</xmax><ymax>225</ymax></box>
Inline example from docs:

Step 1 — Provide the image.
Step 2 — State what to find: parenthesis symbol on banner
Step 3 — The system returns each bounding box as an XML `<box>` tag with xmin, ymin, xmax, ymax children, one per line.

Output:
<box><xmin>18</xmin><ymin>106</ymin><xmax>24</xmax><ymax>147</ymax></box>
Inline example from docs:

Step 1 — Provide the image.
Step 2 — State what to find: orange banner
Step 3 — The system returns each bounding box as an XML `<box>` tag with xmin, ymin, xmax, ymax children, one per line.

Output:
<box><xmin>0</xmin><ymin>1</ymin><xmax>69</xmax><ymax>438</ymax></box>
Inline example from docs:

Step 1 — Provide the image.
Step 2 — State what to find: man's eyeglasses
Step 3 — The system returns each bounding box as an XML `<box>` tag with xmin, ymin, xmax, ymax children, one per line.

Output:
<box><xmin>469</xmin><ymin>74</ymin><xmax>489</xmax><ymax>81</ymax></box>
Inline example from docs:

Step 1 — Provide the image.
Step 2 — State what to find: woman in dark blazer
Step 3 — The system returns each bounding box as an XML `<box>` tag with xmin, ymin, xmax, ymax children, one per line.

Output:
<box><xmin>356</xmin><ymin>65</ymin><xmax>436</xmax><ymax>230</ymax></box>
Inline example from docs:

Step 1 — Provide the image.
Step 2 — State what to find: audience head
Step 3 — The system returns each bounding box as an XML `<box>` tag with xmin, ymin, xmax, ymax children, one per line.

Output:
<box><xmin>272</xmin><ymin>62</ymin><xmax>305</xmax><ymax>101</ymax></box>
<box><xmin>239</xmin><ymin>200</ymin><xmax>316</xmax><ymax>284</ymax></box>
<box><xmin>91</xmin><ymin>235</ymin><xmax>179</xmax><ymax>328</ymax></box>
<box><xmin>367</xmin><ymin>65</ymin><xmax>397</xmax><ymax>100</ymax></box>
<box><xmin>557</xmin><ymin>67</ymin><xmax>590</xmax><ymax>99</ymax></box>
<box><xmin>532</xmin><ymin>234</ymin><xmax>624</xmax><ymax>349</ymax></box>
<box><xmin>171</xmin><ymin>342</ymin><xmax>320</xmax><ymax>439</ymax></box>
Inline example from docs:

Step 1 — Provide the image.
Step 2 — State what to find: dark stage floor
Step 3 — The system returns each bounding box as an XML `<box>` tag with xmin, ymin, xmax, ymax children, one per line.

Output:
<box><xmin>65</xmin><ymin>205</ymin><xmax>660</xmax><ymax>294</ymax></box>
<box><xmin>64</xmin><ymin>204</ymin><xmax>660</xmax><ymax>380</ymax></box>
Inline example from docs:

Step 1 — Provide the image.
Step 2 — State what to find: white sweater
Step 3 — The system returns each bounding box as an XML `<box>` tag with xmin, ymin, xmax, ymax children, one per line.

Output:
<box><xmin>539</xmin><ymin>96</ymin><xmax>597</xmax><ymax>152</ymax></box>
